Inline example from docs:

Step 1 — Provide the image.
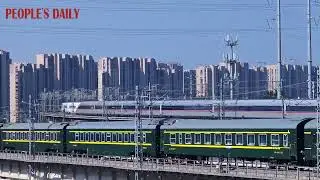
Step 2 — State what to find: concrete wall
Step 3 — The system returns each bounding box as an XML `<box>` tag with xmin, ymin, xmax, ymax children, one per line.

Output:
<box><xmin>0</xmin><ymin>160</ymin><xmax>255</xmax><ymax>180</ymax></box>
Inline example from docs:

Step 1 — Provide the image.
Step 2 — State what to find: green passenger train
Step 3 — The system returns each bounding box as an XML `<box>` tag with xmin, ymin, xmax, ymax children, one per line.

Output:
<box><xmin>0</xmin><ymin>117</ymin><xmax>317</xmax><ymax>166</ymax></box>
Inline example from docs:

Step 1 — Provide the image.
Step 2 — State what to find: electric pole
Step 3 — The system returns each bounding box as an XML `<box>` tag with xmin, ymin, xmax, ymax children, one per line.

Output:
<box><xmin>27</xmin><ymin>95</ymin><xmax>34</xmax><ymax>180</ymax></box>
<box><xmin>219</xmin><ymin>78</ymin><xmax>225</xmax><ymax>120</ymax></box>
<box><xmin>134</xmin><ymin>86</ymin><xmax>143</xmax><ymax>180</ymax></box>
<box><xmin>307</xmin><ymin>0</ymin><xmax>313</xmax><ymax>99</ymax></box>
<box><xmin>316</xmin><ymin>67</ymin><xmax>320</xmax><ymax>177</ymax></box>
<box><xmin>148</xmin><ymin>83</ymin><xmax>153</xmax><ymax>120</ymax></box>
<box><xmin>277</xmin><ymin>0</ymin><xmax>282</xmax><ymax>100</ymax></box>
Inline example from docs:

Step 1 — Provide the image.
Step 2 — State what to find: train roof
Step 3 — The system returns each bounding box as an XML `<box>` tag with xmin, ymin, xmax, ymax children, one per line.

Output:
<box><xmin>160</xmin><ymin>118</ymin><xmax>313</xmax><ymax>130</ymax></box>
<box><xmin>304</xmin><ymin>119</ymin><xmax>317</xmax><ymax>129</ymax></box>
<box><xmin>1</xmin><ymin>123</ymin><xmax>67</xmax><ymax>130</ymax></box>
<box><xmin>66</xmin><ymin>120</ymin><xmax>158</xmax><ymax>130</ymax></box>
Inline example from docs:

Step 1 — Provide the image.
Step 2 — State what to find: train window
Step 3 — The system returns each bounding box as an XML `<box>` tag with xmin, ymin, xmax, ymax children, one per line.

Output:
<box><xmin>112</xmin><ymin>133</ymin><xmax>118</xmax><ymax>142</ymax></box>
<box><xmin>75</xmin><ymin>133</ymin><xmax>79</xmax><ymax>141</ymax></box>
<box><xmin>124</xmin><ymin>133</ymin><xmax>129</xmax><ymax>142</ymax></box>
<box><xmin>247</xmin><ymin>134</ymin><xmax>255</xmax><ymax>146</ymax></box>
<box><xmin>283</xmin><ymin>134</ymin><xmax>288</xmax><ymax>147</ymax></box>
<box><xmin>49</xmin><ymin>132</ymin><xmax>53</xmax><ymax>141</ymax></box>
<box><xmin>185</xmin><ymin>134</ymin><xmax>191</xmax><ymax>144</ymax></box>
<box><xmin>53</xmin><ymin>133</ymin><xmax>58</xmax><ymax>141</ymax></box>
<box><xmin>90</xmin><ymin>132</ymin><xmax>95</xmax><ymax>142</ymax></box>
<box><xmin>118</xmin><ymin>133</ymin><xmax>123</xmax><ymax>142</ymax></box>
<box><xmin>80</xmin><ymin>133</ymin><xmax>84</xmax><ymax>141</ymax></box>
<box><xmin>96</xmin><ymin>132</ymin><xmax>101</xmax><ymax>142</ymax></box>
<box><xmin>194</xmin><ymin>134</ymin><xmax>201</xmax><ymax>144</ymax></box>
<box><xmin>41</xmin><ymin>132</ymin><xmax>45</xmax><ymax>141</ymax></box>
<box><xmin>35</xmin><ymin>132</ymin><xmax>39</xmax><ymax>140</ymax></box>
<box><xmin>106</xmin><ymin>133</ymin><xmax>111</xmax><ymax>142</ymax></box>
<box><xmin>204</xmin><ymin>134</ymin><xmax>211</xmax><ymax>144</ymax></box>
<box><xmin>5</xmin><ymin>132</ymin><xmax>9</xmax><ymax>139</ymax></box>
<box><xmin>45</xmin><ymin>132</ymin><xmax>50</xmax><ymax>141</ymax></box>
<box><xmin>170</xmin><ymin>134</ymin><xmax>176</xmax><ymax>144</ymax></box>
<box><xmin>85</xmin><ymin>132</ymin><xmax>90</xmax><ymax>141</ymax></box>
<box><xmin>143</xmin><ymin>133</ymin><xmax>147</xmax><ymax>143</ymax></box>
<box><xmin>101</xmin><ymin>132</ymin><xmax>105</xmax><ymax>142</ymax></box>
<box><xmin>16</xmin><ymin>132</ymin><xmax>20</xmax><ymax>140</ymax></box>
<box><xmin>178</xmin><ymin>133</ymin><xmax>183</xmax><ymax>144</ymax></box>
<box><xmin>225</xmin><ymin>134</ymin><xmax>232</xmax><ymax>145</ymax></box>
<box><xmin>236</xmin><ymin>134</ymin><xmax>243</xmax><ymax>145</ymax></box>
<box><xmin>271</xmin><ymin>134</ymin><xmax>279</xmax><ymax>146</ymax></box>
<box><xmin>258</xmin><ymin>134</ymin><xmax>267</xmax><ymax>146</ymax></box>
<box><xmin>215</xmin><ymin>134</ymin><xmax>222</xmax><ymax>145</ymax></box>
<box><xmin>23</xmin><ymin>132</ymin><xmax>26</xmax><ymax>140</ymax></box>
<box><xmin>130</xmin><ymin>133</ymin><xmax>135</xmax><ymax>142</ymax></box>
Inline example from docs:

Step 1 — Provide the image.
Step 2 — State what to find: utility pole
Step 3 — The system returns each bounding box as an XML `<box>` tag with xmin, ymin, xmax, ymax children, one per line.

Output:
<box><xmin>219</xmin><ymin>78</ymin><xmax>225</xmax><ymax>120</ymax></box>
<box><xmin>134</xmin><ymin>86</ymin><xmax>143</xmax><ymax>180</ymax></box>
<box><xmin>277</xmin><ymin>0</ymin><xmax>282</xmax><ymax>100</ymax></box>
<box><xmin>316</xmin><ymin>67</ymin><xmax>320</xmax><ymax>177</ymax></box>
<box><xmin>27</xmin><ymin>95</ymin><xmax>34</xmax><ymax>180</ymax></box>
<box><xmin>148</xmin><ymin>83</ymin><xmax>153</xmax><ymax>120</ymax></box>
<box><xmin>307</xmin><ymin>0</ymin><xmax>313</xmax><ymax>99</ymax></box>
<box><xmin>102</xmin><ymin>89</ymin><xmax>108</xmax><ymax>121</ymax></box>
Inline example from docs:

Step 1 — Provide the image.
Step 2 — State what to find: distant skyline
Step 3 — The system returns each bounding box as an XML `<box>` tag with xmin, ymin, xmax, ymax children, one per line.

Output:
<box><xmin>0</xmin><ymin>0</ymin><xmax>319</xmax><ymax>69</ymax></box>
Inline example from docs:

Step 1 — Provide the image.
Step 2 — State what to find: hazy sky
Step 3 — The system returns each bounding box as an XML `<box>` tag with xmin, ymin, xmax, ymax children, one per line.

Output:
<box><xmin>0</xmin><ymin>0</ymin><xmax>319</xmax><ymax>69</ymax></box>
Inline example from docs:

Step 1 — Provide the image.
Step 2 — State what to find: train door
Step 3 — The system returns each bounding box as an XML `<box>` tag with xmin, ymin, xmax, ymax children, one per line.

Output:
<box><xmin>296</xmin><ymin>118</ymin><xmax>314</xmax><ymax>166</ymax></box>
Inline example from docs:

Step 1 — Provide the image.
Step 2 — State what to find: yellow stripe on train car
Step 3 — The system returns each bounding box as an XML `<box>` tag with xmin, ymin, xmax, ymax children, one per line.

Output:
<box><xmin>164</xmin><ymin>144</ymin><xmax>289</xmax><ymax>150</ymax></box>
<box><xmin>69</xmin><ymin>141</ymin><xmax>152</xmax><ymax>146</ymax></box>
<box><xmin>3</xmin><ymin>140</ymin><xmax>61</xmax><ymax>144</ymax></box>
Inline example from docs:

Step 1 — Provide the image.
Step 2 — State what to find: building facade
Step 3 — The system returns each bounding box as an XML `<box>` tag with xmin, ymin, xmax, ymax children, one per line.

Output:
<box><xmin>9</xmin><ymin>63</ymin><xmax>37</xmax><ymax>122</ymax></box>
<box><xmin>0</xmin><ymin>50</ymin><xmax>11</xmax><ymax>121</ymax></box>
<box><xmin>183</xmin><ymin>70</ymin><xmax>196</xmax><ymax>98</ymax></box>
<box><xmin>36</xmin><ymin>53</ymin><xmax>97</xmax><ymax>93</ymax></box>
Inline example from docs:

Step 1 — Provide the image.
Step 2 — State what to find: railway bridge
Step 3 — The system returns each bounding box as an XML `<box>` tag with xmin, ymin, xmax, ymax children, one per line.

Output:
<box><xmin>0</xmin><ymin>151</ymin><xmax>318</xmax><ymax>180</ymax></box>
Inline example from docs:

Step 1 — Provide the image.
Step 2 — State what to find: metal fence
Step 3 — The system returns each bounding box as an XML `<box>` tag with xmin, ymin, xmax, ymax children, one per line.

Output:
<box><xmin>0</xmin><ymin>150</ymin><xmax>318</xmax><ymax>180</ymax></box>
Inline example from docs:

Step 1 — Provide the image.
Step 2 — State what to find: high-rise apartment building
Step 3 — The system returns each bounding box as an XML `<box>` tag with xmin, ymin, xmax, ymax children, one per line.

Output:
<box><xmin>266</xmin><ymin>64</ymin><xmax>318</xmax><ymax>99</ymax></box>
<box><xmin>9</xmin><ymin>63</ymin><xmax>37</xmax><ymax>122</ymax></box>
<box><xmin>196</xmin><ymin>65</ymin><xmax>213</xmax><ymax>98</ymax></box>
<box><xmin>98</xmin><ymin>57</ymin><xmax>120</xmax><ymax>100</ymax></box>
<box><xmin>183</xmin><ymin>70</ymin><xmax>196</xmax><ymax>98</ymax></box>
<box><xmin>156</xmin><ymin>63</ymin><xmax>183</xmax><ymax>97</ymax></box>
<box><xmin>98</xmin><ymin>57</ymin><xmax>184</xmax><ymax>100</ymax></box>
<box><xmin>76</xmin><ymin>54</ymin><xmax>97</xmax><ymax>90</ymax></box>
<box><xmin>36</xmin><ymin>53</ymin><xmax>97</xmax><ymax>94</ymax></box>
<box><xmin>98</xmin><ymin>57</ymin><xmax>140</xmax><ymax>100</ymax></box>
<box><xmin>139</xmin><ymin>57</ymin><xmax>158</xmax><ymax>88</ymax></box>
<box><xmin>0</xmin><ymin>50</ymin><xmax>11</xmax><ymax>119</ymax></box>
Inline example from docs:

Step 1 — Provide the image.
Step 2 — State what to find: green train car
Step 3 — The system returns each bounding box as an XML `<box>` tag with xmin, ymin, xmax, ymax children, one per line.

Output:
<box><xmin>0</xmin><ymin>117</ymin><xmax>317</xmax><ymax>166</ymax></box>
<box><xmin>160</xmin><ymin>118</ymin><xmax>315</xmax><ymax>165</ymax></box>
<box><xmin>65</xmin><ymin>121</ymin><xmax>159</xmax><ymax>157</ymax></box>
<box><xmin>0</xmin><ymin>123</ymin><xmax>67</xmax><ymax>153</ymax></box>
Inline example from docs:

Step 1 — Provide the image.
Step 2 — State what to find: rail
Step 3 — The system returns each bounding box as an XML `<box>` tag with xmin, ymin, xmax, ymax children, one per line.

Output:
<box><xmin>0</xmin><ymin>150</ymin><xmax>318</xmax><ymax>180</ymax></box>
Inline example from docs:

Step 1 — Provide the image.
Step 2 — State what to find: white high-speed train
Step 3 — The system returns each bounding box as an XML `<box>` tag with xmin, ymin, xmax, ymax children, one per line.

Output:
<box><xmin>61</xmin><ymin>99</ymin><xmax>318</xmax><ymax>118</ymax></box>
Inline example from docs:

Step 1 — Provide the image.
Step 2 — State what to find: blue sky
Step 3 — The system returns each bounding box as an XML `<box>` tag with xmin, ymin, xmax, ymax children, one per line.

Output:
<box><xmin>0</xmin><ymin>0</ymin><xmax>319</xmax><ymax>69</ymax></box>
